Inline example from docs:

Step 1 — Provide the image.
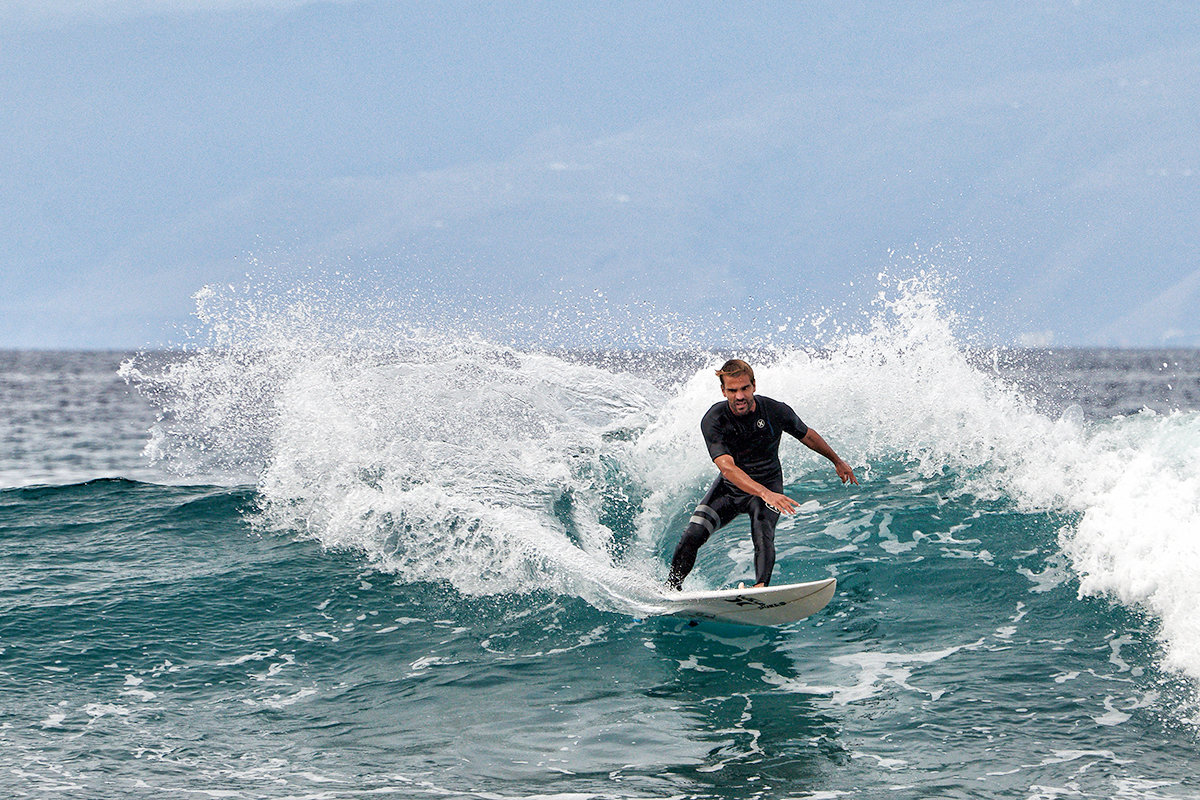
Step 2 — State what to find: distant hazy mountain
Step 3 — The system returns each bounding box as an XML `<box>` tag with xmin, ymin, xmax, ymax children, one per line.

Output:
<box><xmin>4</xmin><ymin>3</ymin><xmax>1199</xmax><ymax>347</ymax></box>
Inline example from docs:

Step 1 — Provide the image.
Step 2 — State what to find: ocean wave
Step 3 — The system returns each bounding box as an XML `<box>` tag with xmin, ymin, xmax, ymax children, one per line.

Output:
<box><xmin>121</xmin><ymin>275</ymin><xmax>1200</xmax><ymax>683</ymax></box>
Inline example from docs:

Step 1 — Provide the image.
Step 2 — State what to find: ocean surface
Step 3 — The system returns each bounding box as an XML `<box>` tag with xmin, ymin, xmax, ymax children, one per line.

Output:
<box><xmin>3</xmin><ymin>287</ymin><xmax>1200</xmax><ymax>799</ymax></box>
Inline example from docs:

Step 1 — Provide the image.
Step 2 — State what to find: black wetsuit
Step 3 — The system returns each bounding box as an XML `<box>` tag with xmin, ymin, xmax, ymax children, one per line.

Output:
<box><xmin>667</xmin><ymin>395</ymin><xmax>808</xmax><ymax>589</ymax></box>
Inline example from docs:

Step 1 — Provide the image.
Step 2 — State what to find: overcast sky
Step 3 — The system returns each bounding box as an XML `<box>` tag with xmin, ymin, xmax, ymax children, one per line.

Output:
<box><xmin>4</xmin><ymin>1</ymin><xmax>1199</xmax><ymax>349</ymax></box>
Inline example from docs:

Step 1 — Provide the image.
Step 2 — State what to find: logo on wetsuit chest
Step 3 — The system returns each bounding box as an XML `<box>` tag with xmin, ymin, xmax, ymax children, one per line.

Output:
<box><xmin>756</xmin><ymin>419</ymin><xmax>765</xmax><ymax>429</ymax></box>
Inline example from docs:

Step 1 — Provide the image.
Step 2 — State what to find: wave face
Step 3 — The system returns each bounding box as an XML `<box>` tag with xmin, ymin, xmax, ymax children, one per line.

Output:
<box><xmin>5</xmin><ymin>277</ymin><xmax>1195</xmax><ymax>797</ymax></box>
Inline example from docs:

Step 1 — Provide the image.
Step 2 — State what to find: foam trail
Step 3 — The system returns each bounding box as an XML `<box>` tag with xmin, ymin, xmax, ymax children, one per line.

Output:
<box><xmin>123</xmin><ymin>284</ymin><xmax>678</xmax><ymax>613</ymax></box>
<box><xmin>254</xmin><ymin>344</ymin><xmax>669</xmax><ymax>606</ymax></box>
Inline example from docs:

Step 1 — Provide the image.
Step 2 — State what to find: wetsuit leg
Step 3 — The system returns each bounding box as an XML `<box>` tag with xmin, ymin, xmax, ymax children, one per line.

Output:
<box><xmin>748</xmin><ymin>495</ymin><xmax>782</xmax><ymax>587</ymax></box>
<box><xmin>666</xmin><ymin>478</ymin><xmax>740</xmax><ymax>589</ymax></box>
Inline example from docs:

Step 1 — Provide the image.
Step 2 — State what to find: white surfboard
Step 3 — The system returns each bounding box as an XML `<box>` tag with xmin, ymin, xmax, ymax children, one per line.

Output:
<box><xmin>662</xmin><ymin>577</ymin><xmax>836</xmax><ymax>627</ymax></box>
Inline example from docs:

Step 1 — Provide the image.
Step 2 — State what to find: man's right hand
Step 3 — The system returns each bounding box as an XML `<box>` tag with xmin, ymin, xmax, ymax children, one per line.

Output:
<box><xmin>762</xmin><ymin>490</ymin><xmax>799</xmax><ymax>515</ymax></box>
<box><xmin>714</xmin><ymin>454</ymin><xmax>800</xmax><ymax>516</ymax></box>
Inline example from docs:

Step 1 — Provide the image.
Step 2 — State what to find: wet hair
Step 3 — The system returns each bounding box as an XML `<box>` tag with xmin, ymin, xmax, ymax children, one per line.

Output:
<box><xmin>715</xmin><ymin>359</ymin><xmax>755</xmax><ymax>388</ymax></box>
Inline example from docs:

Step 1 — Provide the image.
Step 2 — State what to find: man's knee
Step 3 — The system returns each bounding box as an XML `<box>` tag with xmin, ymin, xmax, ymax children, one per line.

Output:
<box><xmin>675</xmin><ymin>522</ymin><xmax>711</xmax><ymax>554</ymax></box>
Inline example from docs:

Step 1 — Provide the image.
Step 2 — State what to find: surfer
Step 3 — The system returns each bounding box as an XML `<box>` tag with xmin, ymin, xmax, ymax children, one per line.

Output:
<box><xmin>666</xmin><ymin>359</ymin><xmax>857</xmax><ymax>590</ymax></box>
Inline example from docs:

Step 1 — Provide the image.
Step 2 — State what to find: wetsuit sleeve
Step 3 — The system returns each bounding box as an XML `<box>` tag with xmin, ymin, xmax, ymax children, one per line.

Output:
<box><xmin>700</xmin><ymin>407</ymin><xmax>731</xmax><ymax>462</ymax></box>
<box><xmin>778</xmin><ymin>400</ymin><xmax>808</xmax><ymax>441</ymax></box>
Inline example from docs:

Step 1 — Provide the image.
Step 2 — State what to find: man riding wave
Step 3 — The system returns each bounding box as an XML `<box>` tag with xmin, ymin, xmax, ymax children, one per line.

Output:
<box><xmin>666</xmin><ymin>359</ymin><xmax>857</xmax><ymax>590</ymax></box>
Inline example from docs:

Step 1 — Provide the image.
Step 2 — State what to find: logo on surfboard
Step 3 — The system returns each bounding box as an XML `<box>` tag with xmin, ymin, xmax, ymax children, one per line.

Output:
<box><xmin>722</xmin><ymin>596</ymin><xmax>788</xmax><ymax>610</ymax></box>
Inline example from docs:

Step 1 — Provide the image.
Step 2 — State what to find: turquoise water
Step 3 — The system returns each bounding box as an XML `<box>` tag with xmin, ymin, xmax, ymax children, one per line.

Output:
<box><xmin>4</xmin><ymin>291</ymin><xmax>1200</xmax><ymax>798</ymax></box>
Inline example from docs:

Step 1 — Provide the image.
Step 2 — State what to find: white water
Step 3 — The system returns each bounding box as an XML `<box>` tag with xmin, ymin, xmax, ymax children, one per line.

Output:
<box><xmin>122</xmin><ymin>275</ymin><xmax>1200</xmax><ymax>681</ymax></box>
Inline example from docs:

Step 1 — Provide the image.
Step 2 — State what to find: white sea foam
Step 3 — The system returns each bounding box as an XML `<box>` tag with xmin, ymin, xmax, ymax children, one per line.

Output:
<box><xmin>124</xmin><ymin>275</ymin><xmax>1200</xmax><ymax>683</ymax></box>
<box><xmin>124</xmin><ymin>283</ymin><xmax>676</xmax><ymax>613</ymax></box>
<box><xmin>827</xmin><ymin>640</ymin><xmax>983</xmax><ymax>704</ymax></box>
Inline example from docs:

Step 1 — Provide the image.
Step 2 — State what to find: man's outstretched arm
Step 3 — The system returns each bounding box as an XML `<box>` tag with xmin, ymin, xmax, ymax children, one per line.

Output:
<box><xmin>800</xmin><ymin>428</ymin><xmax>858</xmax><ymax>484</ymax></box>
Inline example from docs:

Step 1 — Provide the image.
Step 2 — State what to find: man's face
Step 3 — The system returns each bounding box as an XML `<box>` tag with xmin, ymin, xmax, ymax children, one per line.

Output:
<box><xmin>721</xmin><ymin>374</ymin><xmax>756</xmax><ymax>416</ymax></box>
